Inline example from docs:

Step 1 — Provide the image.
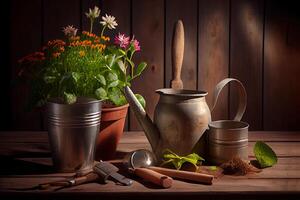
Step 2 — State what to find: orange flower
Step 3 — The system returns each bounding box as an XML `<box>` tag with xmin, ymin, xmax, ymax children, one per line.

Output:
<box><xmin>101</xmin><ymin>36</ymin><xmax>110</xmax><ymax>41</ymax></box>
<box><xmin>52</xmin><ymin>52</ymin><xmax>61</xmax><ymax>58</ymax></box>
<box><xmin>79</xmin><ymin>51</ymin><xmax>85</xmax><ymax>57</ymax></box>
<box><xmin>47</xmin><ymin>39</ymin><xmax>66</xmax><ymax>47</ymax></box>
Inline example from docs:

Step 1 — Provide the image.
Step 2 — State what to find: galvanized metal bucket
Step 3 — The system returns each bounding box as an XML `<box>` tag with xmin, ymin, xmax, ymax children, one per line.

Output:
<box><xmin>208</xmin><ymin>79</ymin><xmax>248</xmax><ymax>165</ymax></box>
<box><xmin>47</xmin><ymin>97</ymin><xmax>102</xmax><ymax>173</ymax></box>
<box><xmin>208</xmin><ymin>120</ymin><xmax>249</xmax><ymax>165</ymax></box>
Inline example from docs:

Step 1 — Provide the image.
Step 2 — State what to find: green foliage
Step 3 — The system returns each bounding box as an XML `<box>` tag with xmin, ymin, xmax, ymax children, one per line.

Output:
<box><xmin>254</xmin><ymin>141</ymin><xmax>277</xmax><ymax>168</ymax></box>
<box><xmin>18</xmin><ymin>10</ymin><xmax>147</xmax><ymax>107</ymax></box>
<box><xmin>161</xmin><ymin>149</ymin><xmax>205</xmax><ymax>170</ymax></box>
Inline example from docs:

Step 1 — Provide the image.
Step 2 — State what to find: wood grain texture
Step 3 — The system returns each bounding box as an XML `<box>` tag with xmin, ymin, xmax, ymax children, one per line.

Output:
<box><xmin>0</xmin><ymin>0</ymin><xmax>11</xmax><ymax>130</ymax></box>
<box><xmin>10</xmin><ymin>0</ymin><xmax>43</xmax><ymax>130</ymax></box>
<box><xmin>165</xmin><ymin>0</ymin><xmax>197</xmax><ymax>90</ymax></box>
<box><xmin>43</xmin><ymin>0</ymin><xmax>81</xmax><ymax>42</ymax></box>
<box><xmin>264</xmin><ymin>0</ymin><xmax>300</xmax><ymax>130</ymax></box>
<box><xmin>130</xmin><ymin>0</ymin><xmax>164</xmax><ymax>130</ymax></box>
<box><xmin>0</xmin><ymin>131</ymin><xmax>300</xmax><ymax>198</ymax></box>
<box><xmin>198</xmin><ymin>0</ymin><xmax>230</xmax><ymax>121</ymax></box>
<box><xmin>230</xmin><ymin>0</ymin><xmax>264</xmax><ymax>130</ymax></box>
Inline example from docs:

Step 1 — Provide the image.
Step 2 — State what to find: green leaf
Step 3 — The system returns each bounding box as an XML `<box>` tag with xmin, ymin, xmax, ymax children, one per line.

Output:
<box><xmin>108</xmin><ymin>55</ymin><xmax>116</xmax><ymax>67</ymax></box>
<box><xmin>108</xmin><ymin>88</ymin><xmax>127</xmax><ymax>106</ymax></box>
<box><xmin>108</xmin><ymin>80</ymin><xmax>119</xmax><ymax>88</ymax></box>
<box><xmin>95</xmin><ymin>74</ymin><xmax>106</xmax><ymax>86</ymax></box>
<box><xmin>106</xmin><ymin>72</ymin><xmax>118</xmax><ymax>82</ymax></box>
<box><xmin>118</xmin><ymin>60</ymin><xmax>126</xmax><ymax>73</ymax></box>
<box><xmin>254</xmin><ymin>141</ymin><xmax>277</xmax><ymax>168</ymax></box>
<box><xmin>134</xmin><ymin>62</ymin><xmax>147</xmax><ymax>78</ymax></box>
<box><xmin>71</xmin><ymin>72</ymin><xmax>80</xmax><ymax>83</ymax></box>
<box><xmin>209</xmin><ymin>166</ymin><xmax>218</xmax><ymax>171</ymax></box>
<box><xmin>118</xmin><ymin>49</ymin><xmax>126</xmax><ymax>55</ymax></box>
<box><xmin>161</xmin><ymin>149</ymin><xmax>205</xmax><ymax>170</ymax></box>
<box><xmin>95</xmin><ymin>87</ymin><xmax>107</xmax><ymax>100</ymax></box>
<box><xmin>135</xmin><ymin>94</ymin><xmax>146</xmax><ymax>108</ymax></box>
<box><xmin>63</xmin><ymin>92</ymin><xmax>77</xmax><ymax>104</ymax></box>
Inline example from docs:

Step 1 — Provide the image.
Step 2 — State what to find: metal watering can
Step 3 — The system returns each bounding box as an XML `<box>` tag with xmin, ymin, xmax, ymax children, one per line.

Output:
<box><xmin>124</xmin><ymin>78</ymin><xmax>247</xmax><ymax>160</ymax></box>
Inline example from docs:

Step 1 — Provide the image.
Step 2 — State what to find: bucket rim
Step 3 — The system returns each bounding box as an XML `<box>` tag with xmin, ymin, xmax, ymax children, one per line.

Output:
<box><xmin>209</xmin><ymin>120</ymin><xmax>249</xmax><ymax>130</ymax></box>
<box><xmin>47</xmin><ymin>97</ymin><xmax>102</xmax><ymax>106</ymax></box>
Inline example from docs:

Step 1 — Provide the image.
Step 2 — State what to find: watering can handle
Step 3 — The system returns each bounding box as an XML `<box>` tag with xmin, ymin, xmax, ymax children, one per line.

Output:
<box><xmin>211</xmin><ymin>78</ymin><xmax>247</xmax><ymax>121</ymax></box>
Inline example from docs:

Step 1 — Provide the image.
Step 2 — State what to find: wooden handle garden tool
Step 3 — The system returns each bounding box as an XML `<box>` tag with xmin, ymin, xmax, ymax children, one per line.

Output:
<box><xmin>133</xmin><ymin>168</ymin><xmax>173</xmax><ymax>188</ymax></box>
<box><xmin>171</xmin><ymin>20</ymin><xmax>184</xmax><ymax>89</ymax></box>
<box><xmin>149</xmin><ymin>166</ymin><xmax>214</xmax><ymax>185</ymax></box>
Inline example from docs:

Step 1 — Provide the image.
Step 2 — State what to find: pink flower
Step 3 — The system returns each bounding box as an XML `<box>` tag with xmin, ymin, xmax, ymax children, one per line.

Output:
<box><xmin>132</xmin><ymin>39</ymin><xmax>141</xmax><ymax>51</ymax></box>
<box><xmin>114</xmin><ymin>33</ymin><xmax>130</xmax><ymax>48</ymax></box>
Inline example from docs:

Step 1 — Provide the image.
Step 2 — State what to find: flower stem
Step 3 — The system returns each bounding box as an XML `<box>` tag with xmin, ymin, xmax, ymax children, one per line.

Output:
<box><xmin>90</xmin><ymin>19</ymin><xmax>94</xmax><ymax>33</ymax></box>
<box><xmin>101</xmin><ymin>26</ymin><xmax>106</xmax><ymax>37</ymax></box>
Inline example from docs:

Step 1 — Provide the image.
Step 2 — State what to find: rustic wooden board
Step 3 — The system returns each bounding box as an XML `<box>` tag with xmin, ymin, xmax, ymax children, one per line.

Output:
<box><xmin>0</xmin><ymin>0</ymin><xmax>11</xmax><ymax>130</ymax></box>
<box><xmin>165</xmin><ymin>0</ymin><xmax>198</xmax><ymax>90</ymax></box>
<box><xmin>230</xmin><ymin>0</ymin><xmax>264</xmax><ymax>130</ymax></box>
<box><xmin>130</xmin><ymin>0</ymin><xmax>165</xmax><ymax>130</ymax></box>
<box><xmin>264</xmin><ymin>1</ymin><xmax>300</xmax><ymax>130</ymax></box>
<box><xmin>198</xmin><ymin>0</ymin><xmax>230</xmax><ymax>121</ymax></box>
<box><xmin>9</xmin><ymin>0</ymin><xmax>43</xmax><ymax>131</ymax></box>
<box><xmin>43</xmin><ymin>0</ymin><xmax>81</xmax><ymax>42</ymax></box>
<box><xmin>0</xmin><ymin>131</ymin><xmax>300</xmax><ymax>198</ymax></box>
<box><xmin>1</xmin><ymin>131</ymin><xmax>300</xmax><ymax>144</ymax></box>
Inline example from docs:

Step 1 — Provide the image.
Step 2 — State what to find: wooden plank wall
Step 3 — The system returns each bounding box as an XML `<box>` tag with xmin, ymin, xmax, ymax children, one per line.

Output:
<box><xmin>4</xmin><ymin>0</ymin><xmax>300</xmax><ymax>131</ymax></box>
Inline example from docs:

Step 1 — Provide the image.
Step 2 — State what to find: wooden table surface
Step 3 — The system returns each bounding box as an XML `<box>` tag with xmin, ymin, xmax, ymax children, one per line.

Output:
<box><xmin>0</xmin><ymin>131</ymin><xmax>300</xmax><ymax>199</ymax></box>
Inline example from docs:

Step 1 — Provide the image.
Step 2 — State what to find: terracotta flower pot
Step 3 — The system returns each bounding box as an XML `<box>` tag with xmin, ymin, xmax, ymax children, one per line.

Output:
<box><xmin>95</xmin><ymin>104</ymin><xmax>129</xmax><ymax>160</ymax></box>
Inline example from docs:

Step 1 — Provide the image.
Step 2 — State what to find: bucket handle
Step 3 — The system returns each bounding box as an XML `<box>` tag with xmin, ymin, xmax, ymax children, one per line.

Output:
<box><xmin>210</xmin><ymin>78</ymin><xmax>247</xmax><ymax>121</ymax></box>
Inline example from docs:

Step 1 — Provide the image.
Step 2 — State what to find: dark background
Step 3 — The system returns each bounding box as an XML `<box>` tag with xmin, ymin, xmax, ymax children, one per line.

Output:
<box><xmin>1</xmin><ymin>0</ymin><xmax>300</xmax><ymax>131</ymax></box>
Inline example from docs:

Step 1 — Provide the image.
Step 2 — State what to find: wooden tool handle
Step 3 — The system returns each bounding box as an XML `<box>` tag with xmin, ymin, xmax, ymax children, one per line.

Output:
<box><xmin>73</xmin><ymin>172</ymin><xmax>99</xmax><ymax>185</ymax></box>
<box><xmin>149</xmin><ymin>166</ymin><xmax>214</xmax><ymax>185</ymax></box>
<box><xmin>134</xmin><ymin>168</ymin><xmax>173</xmax><ymax>188</ymax></box>
<box><xmin>171</xmin><ymin>20</ymin><xmax>184</xmax><ymax>89</ymax></box>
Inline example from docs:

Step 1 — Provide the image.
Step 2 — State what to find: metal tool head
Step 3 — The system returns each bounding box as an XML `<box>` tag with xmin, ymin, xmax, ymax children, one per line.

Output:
<box><xmin>93</xmin><ymin>161</ymin><xmax>118</xmax><ymax>182</ymax></box>
<box><xmin>124</xmin><ymin>149</ymin><xmax>156</xmax><ymax>169</ymax></box>
<box><xmin>93</xmin><ymin>161</ymin><xmax>133</xmax><ymax>186</ymax></box>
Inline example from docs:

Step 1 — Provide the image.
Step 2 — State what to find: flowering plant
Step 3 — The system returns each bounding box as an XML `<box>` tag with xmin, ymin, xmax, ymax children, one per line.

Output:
<box><xmin>18</xmin><ymin>6</ymin><xmax>147</xmax><ymax>107</ymax></box>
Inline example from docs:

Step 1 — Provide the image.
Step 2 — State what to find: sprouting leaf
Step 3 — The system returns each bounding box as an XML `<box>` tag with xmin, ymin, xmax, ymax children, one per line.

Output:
<box><xmin>95</xmin><ymin>87</ymin><xmax>107</xmax><ymax>100</ymax></box>
<box><xmin>161</xmin><ymin>149</ymin><xmax>205</xmax><ymax>170</ymax></box>
<box><xmin>95</xmin><ymin>74</ymin><xmax>106</xmax><ymax>86</ymax></box>
<box><xmin>254</xmin><ymin>141</ymin><xmax>277</xmax><ymax>168</ymax></box>
<box><xmin>135</xmin><ymin>94</ymin><xmax>146</xmax><ymax>108</ymax></box>
<box><xmin>63</xmin><ymin>92</ymin><xmax>77</xmax><ymax>104</ymax></box>
<box><xmin>134</xmin><ymin>62</ymin><xmax>147</xmax><ymax>78</ymax></box>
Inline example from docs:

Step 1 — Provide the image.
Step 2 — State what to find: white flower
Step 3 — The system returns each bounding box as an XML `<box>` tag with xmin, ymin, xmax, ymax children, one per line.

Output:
<box><xmin>85</xmin><ymin>6</ymin><xmax>100</xmax><ymax>19</ymax></box>
<box><xmin>62</xmin><ymin>25</ymin><xmax>78</xmax><ymax>37</ymax></box>
<box><xmin>100</xmin><ymin>14</ymin><xmax>118</xmax><ymax>29</ymax></box>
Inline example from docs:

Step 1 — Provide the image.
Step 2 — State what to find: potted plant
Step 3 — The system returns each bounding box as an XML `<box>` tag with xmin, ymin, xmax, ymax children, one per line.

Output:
<box><xmin>18</xmin><ymin>6</ymin><xmax>147</xmax><ymax>170</ymax></box>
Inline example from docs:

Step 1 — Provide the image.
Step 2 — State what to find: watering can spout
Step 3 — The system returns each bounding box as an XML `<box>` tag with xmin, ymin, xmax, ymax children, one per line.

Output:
<box><xmin>124</xmin><ymin>86</ymin><xmax>160</xmax><ymax>151</ymax></box>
